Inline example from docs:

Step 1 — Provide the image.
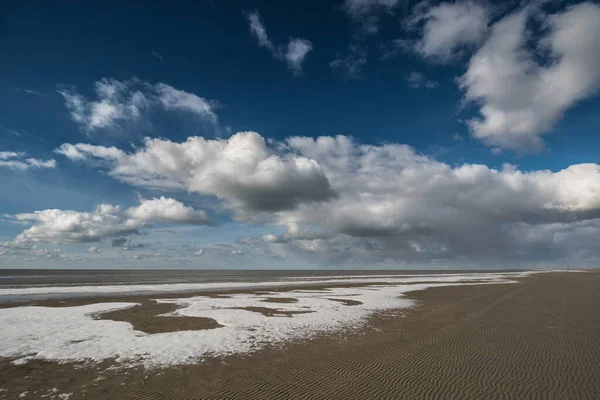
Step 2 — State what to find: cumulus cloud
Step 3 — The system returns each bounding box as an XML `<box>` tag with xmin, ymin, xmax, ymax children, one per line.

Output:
<box><xmin>247</xmin><ymin>11</ymin><xmax>313</xmax><ymax>75</ymax></box>
<box><xmin>8</xmin><ymin>197</ymin><xmax>209</xmax><ymax>245</ymax></box>
<box><xmin>56</xmin><ymin>130</ymin><xmax>600</xmax><ymax>266</ymax></box>
<box><xmin>87</xmin><ymin>246</ymin><xmax>102</xmax><ymax>253</ymax></box>
<box><xmin>126</xmin><ymin>196</ymin><xmax>211</xmax><ymax>225</ymax></box>
<box><xmin>58</xmin><ymin>78</ymin><xmax>218</xmax><ymax>133</ymax></box>
<box><xmin>0</xmin><ymin>151</ymin><xmax>56</xmax><ymax>170</ymax></box>
<box><xmin>56</xmin><ymin>131</ymin><xmax>337</xmax><ymax>214</ymax></box>
<box><xmin>12</xmin><ymin>205</ymin><xmax>149</xmax><ymax>244</ymax></box>
<box><xmin>407</xmin><ymin>1</ymin><xmax>491</xmax><ymax>63</ymax></box>
<box><xmin>459</xmin><ymin>2</ymin><xmax>600</xmax><ymax>150</ymax></box>
<box><xmin>271</xmin><ymin>135</ymin><xmax>600</xmax><ymax>265</ymax></box>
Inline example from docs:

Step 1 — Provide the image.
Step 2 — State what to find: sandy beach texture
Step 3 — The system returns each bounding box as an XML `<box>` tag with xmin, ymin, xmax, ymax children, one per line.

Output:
<box><xmin>1</xmin><ymin>271</ymin><xmax>599</xmax><ymax>399</ymax></box>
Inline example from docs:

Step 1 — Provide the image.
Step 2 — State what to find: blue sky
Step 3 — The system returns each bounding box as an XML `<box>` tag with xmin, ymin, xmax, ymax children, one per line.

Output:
<box><xmin>1</xmin><ymin>0</ymin><xmax>600</xmax><ymax>269</ymax></box>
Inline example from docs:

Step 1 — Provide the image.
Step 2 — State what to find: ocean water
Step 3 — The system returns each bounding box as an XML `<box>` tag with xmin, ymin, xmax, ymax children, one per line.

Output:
<box><xmin>0</xmin><ymin>269</ymin><xmax>524</xmax><ymax>304</ymax></box>
<box><xmin>0</xmin><ymin>269</ymin><xmax>520</xmax><ymax>287</ymax></box>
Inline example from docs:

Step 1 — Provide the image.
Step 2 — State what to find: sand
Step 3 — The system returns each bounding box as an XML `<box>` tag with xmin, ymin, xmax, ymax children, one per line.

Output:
<box><xmin>1</xmin><ymin>271</ymin><xmax>599</xmax><ymax>399</ymax></box>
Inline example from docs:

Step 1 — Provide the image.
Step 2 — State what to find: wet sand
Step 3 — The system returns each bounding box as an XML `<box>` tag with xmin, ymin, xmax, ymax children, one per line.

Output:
<box><xmin>1</xmin><ymin>271</ymin><xmax>599</xmax><ymax>399</ymax></box>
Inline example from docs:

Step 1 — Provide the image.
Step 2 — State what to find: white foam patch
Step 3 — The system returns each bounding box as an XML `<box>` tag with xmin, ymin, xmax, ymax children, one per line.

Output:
<box><xmin>0</xmin><ymin>272</ymin><xmax>540</xmax><ymax>368</ymax></box>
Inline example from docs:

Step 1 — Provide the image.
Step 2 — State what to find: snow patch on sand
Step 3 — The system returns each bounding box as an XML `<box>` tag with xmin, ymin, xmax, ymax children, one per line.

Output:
<box><xmin>0</xmin><ymin>272</ymin><xmax>534</xmax><ymax>367</ymax></box>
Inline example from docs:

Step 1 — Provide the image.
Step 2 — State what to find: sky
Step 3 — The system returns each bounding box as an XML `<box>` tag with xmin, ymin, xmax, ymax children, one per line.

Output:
<box><xmin>1</xmin><ymin>0</ymin><xmax>600</xmax><ymax>270</ymax></box>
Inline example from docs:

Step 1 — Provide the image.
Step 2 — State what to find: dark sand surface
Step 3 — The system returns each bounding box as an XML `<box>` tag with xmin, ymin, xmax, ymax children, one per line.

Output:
<box><xmin>1</xmin><ymin>271</ymin><xmax>599</xmax><ymax>399</ymax></box>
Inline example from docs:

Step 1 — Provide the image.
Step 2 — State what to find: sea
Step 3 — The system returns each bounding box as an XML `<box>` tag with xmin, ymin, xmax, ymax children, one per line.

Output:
<box><xmin>0</xmin><ymin>269</ymin><xmax>523</xmax><ymax>304</ymax></box>
<box><xmin>0</xmin><ymin>269</ymin><xmax>521</xmax><ymax>287</ymax></box>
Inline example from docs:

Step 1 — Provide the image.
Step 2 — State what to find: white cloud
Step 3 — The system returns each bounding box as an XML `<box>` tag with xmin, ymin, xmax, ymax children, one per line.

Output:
<box><xmin>58</xmin><ymin>79</ymin><xmax>218</xmax><ymax>134</ymax></box>
<box><xmin>56</xmin><ymin>131</ymin><xmax>600</xmax><ymax>265</ymax></box>
<box><xmin>12</xmin><ymin>205</ymin><xmax>149</xmax><ymax>244</ymax></box>
<box><xmin>406</xmin><ymin>71</ymin><xmax>438</xmax><ymax>89</ymax></box>
<box><xmin>247</xmin><ymin>11</ymin><xmax>313</xmax><ymax>75</ymax></box>
<box><xmin>0</xmin><ymin>151</ymin><xmax>56</xmax><ymax>170</ymax></box>
<box><xmin>0</xmin><ymin>151</ymin><xmax>24</xmax><ymax>159</ymax></box>
<box><xmin>459</xmin><ymin>2</ymin><xmax>600</xmax><ymax>150</ymax></box>
<box><xmin>285</xmin><ymin>39</ymin><xmax>313</xmax><ymax>74</ymax></box>
<box><xmin>57</xmin><ymin>131</ymin><xmax>337</xmax><ymax>214</ymax></box>
<box><xmin>408</xmin><ymin>1</ymin><xmax>491</xmax><ymax>63</ymax></box>
<box><xmin>126</xmin><ymin>196</ymin><xmax>211</xmax><ymax>225</ymax></box>
<box><xmin>154</xmin><ymin>83</ymin><xmax>218</xmax><ymax>122</ymax></box>
<box><xmin>273</xmin><ymin>135</ymin><xmax>600</xmax><ymax>264</ymax></box>
<box><xmin>8</xmin><ymin>197</ymin><xmax>208</xmax><ymax>245</ymax></box>
<box><xmin>247</xmin><ymin>11</ymin><xmax>273</xmax><ymax>50</ymax></box>
<box><xmin>87</xmin><ymin>246</ymin><xmax>102</xmax><ymax>253</ymax></box>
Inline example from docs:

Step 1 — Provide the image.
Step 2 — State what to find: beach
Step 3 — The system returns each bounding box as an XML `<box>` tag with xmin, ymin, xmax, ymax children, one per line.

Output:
<box><xmin>1</xmin><ymin>270</ymin><xmax>599</xmax><ymax>399</ymax></box>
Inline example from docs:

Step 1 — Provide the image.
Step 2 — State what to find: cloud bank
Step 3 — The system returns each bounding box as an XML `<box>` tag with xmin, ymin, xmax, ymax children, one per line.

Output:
<box><xmin>54</xmin><ymin>131</ymin><xmax>600</xmax><ymax>267</ymax></box>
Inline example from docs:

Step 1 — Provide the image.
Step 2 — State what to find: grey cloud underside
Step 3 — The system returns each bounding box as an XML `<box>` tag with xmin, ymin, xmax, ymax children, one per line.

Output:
<box><xmin>55</xmin><ymin>131</ymin><xmax>600</xmax><ymax>265</ymax></box>
<box><xmin>111</xmin><ymin>237</ymin><xmax>128</xmax><ymax>247</ymax></box>
<box><xmin>273</xmin><ymin>136</ymin><xmax>600</xmax><ymax>265</ymax></box>
<box><xmin>56</xmin><ymin>131</ymin><xmax>338</xmax><ymax>214</ymax></box>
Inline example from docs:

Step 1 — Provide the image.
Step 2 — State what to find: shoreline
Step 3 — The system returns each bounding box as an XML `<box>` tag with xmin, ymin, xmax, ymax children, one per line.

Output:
<box><xmin>0</xmin><ymin>270</ymin><xmax>547</xmax><ymax>306</ymax></box>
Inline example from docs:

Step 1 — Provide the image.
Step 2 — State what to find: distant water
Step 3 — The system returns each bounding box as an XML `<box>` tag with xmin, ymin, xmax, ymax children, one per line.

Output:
<box><xmin>0</xmin><ymin>269</ymin><xmax>527</xmax><ymax>305</ymax></box>
<box><xmin>0</xmin><ymin>269</ymin><xmax>520</xmax><ymax>288</ymax></box>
